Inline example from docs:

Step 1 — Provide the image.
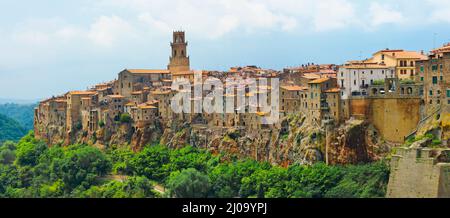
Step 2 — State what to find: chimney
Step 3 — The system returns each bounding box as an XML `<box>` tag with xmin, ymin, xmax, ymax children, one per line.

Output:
<box><xmin>421</xmin><ymin>50</ymin><xmax>424</xmax><ymax>55</ymax></box>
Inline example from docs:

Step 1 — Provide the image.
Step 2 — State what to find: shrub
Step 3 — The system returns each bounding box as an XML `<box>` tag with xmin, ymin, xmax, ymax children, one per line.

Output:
<box><xmin>119</xmin><ymin>114</ymin><xmax>131</xmax><ymax>123</ymax></box>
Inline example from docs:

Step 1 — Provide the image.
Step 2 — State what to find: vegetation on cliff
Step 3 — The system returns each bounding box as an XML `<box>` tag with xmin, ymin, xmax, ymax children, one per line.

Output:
<box><xmin>0</xmin><ymin>132</ymin><xmax>390</xmax><ymax>198</ymax></box>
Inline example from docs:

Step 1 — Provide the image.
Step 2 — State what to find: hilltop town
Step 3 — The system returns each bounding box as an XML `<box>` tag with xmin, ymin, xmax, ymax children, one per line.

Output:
<box><xmin>34</xmin><ymin>31</ymin><xmax>449</xmax><ymax>170</ymax></box>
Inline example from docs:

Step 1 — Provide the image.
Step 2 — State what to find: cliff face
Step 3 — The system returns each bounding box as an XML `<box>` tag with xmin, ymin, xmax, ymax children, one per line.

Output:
<box><xmin>327</xmin><ymin>119</ymin><xmax>392</xmax><ymax>165</ymax></box>
<box><xmin>35</xmin><ymin>114</ymin><xmax>390</xmax><ymax>166</ymax></box>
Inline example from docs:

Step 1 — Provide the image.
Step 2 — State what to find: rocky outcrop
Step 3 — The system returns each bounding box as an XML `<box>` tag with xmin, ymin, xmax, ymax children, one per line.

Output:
<box><xmin>327</xmin><ymin>119</ymin><xmax>393</xmax><ymax>165</ymax></box>
<box><xmin>36</xmin><ymin>114</ymin><xmax>390</xmax><ymax>166</ymax></box>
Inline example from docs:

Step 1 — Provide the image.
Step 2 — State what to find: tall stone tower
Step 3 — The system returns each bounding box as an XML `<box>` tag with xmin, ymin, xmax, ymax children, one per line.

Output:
<box><xmin>168</xmin><ymin>31</ymin><xmax>190</xmax><ymax>73</ymax></box>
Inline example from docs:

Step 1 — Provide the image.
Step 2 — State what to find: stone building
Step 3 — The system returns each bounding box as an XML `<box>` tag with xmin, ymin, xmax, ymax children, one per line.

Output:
<box><xmin>168</xmin><ymin>31</ymin><xmax>190</xmax><ymax>73</ymax></box>
<box><xmin>34</xmin><ymin>97</ymin><xmax>67</xmax><ymax>143</ymax></box>
<box><xmin>367</xmin><ymin>49</ymin><xmax>427</xmax><ymax>80</ymax></box>
<box><xmin>66</xmin><ymin>91</ymin><xmax>97</xmax><ymax>132</ymax></box>
<box><xmin>106</xmin><ymin>95</ymin><xmax>126</xmax><ymax>121</ymax></box>
<box><xmin>338</xmin><ymin>61</ymin><xmax>395</xmax><ymax>100</ymax></box>
<box><xmin>280</xmin><ymin>85</ymin><xmax>308</xmax><ymax>115</ymax></box>
<box><xmin>117</xmin><ymin>69</ymin><xmax>171</xmax><ymax>98</ymax></box>
<box><xmin>307</xmin><ymin>77</ymin><xmax>339</xmax><ymax>125</ymax></box>
<box><xmin>323</xmin><ymin>88</ymin><xmax>342</xmax><ymax>124</ymax></box>
<box><xmin>416</xmin><ymin>43</ymin><xmax>450</xmax><ymax>116</ymax></box>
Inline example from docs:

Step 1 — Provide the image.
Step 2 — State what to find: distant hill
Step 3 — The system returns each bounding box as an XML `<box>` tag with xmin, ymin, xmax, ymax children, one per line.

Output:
<box><xmin>0</xmin><ymin>98</ymin><xmax>40</xmax><ymax>105</ymax></box>
<box><xmin>0</xmin><ymin>113</ymin><xmax>27</xmax><ymax>143</ymax></box>
<box><xmin>0</xmin><ymin>103</ymin><xmax>36</xmax><ymax>131</ymax></box>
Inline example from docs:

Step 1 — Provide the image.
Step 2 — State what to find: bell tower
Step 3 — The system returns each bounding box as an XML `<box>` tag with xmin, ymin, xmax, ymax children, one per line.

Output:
<box><xmin>168</xmin><ymin>31</ymin><xmax>190</xmax><ymax>73</ymax></box>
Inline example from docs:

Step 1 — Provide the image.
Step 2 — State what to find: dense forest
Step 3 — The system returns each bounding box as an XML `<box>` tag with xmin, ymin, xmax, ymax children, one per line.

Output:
<box><xmin>0</xmin><ymin>103</ymin><xmax>36</xmax><ymax>131</ymax></box>
<box><xmin>0</xmin><ymin>132</ymin><xmax>390</xmax><ymax>198</ymax></box>
<box><xmin>0</xmin><ymin>114</ymin><xmax>27</xmax><ymax>143</ymax></box>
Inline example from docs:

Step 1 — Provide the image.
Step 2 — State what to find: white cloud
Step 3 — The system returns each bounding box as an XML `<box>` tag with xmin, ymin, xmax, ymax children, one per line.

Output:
<box><xmin>369</xmin><ymin>2</ymin><xmax>405</xmax><ymax>28</ymax></box>
<box><xmin>87</xmin><ymin>16</ymin><xmax>136</xmax><ymax>47</ymax></box>
<box><xmin>9</xmin><ymin>15</ymin><xmax>139</xmax><ymax>49</ymax></box>
<box><xmin>427</xmin><ymin>0</ymin><xmax>450</xmax><ymax>23</ymax></box>
<box><xmin>313</xmin><ymin>0</ymin><xmax>356</xmax><ymax>32</ymax></box>
<box><xmin>100</xmin><ymin>0</ymin><xmax>299</xmax><ymax>38</ymax></box>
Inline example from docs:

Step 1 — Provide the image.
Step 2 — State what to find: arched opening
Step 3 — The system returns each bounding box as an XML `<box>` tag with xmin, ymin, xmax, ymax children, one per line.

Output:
<box><xmin>407</xmin><ymin>87</ymin><xmax>413</xmax><ymax>95</ymax></box>
<box><xmin>401</xmin><ymin>87</ymin><xmax>405</xmax><ymax>95</ymax></box>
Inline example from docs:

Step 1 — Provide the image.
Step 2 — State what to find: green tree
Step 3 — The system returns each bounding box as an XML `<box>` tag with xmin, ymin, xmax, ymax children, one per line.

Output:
<box><xmin>15</xmin><ymin>132</ymin><xmax>47</xmax><ymax>166</ymax></box>
<box><xmin>80</xmin><ymin>176</ymin><xmax>155</xmax><ymax>198</ymax></box>
<box><xmin>120</xmin><ymin>113</ymin><xmax>131</xmax><ymax>123</ymax></box>
<box><xmin>167</xmin><ymin>168</ymin><xmax>209</xmax><ymax>198</ymax></box>
<box><xmin>51</xmin><ymin>145</ymin><xmax>111</xmax><ymax>191</ymax></box>
<box><xmin>130</xmin><ymin>145</ymin><xmax>171</xmax><ymax>182</ymax></box>
<box><xmin>106</xmin><ymin>147</ymin><xmax>135</xmax><ymax>175</ymax></box>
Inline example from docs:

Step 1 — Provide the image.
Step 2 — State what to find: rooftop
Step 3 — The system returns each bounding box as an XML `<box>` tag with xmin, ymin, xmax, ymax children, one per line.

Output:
<box><xmin>431</xmin><ymin>43</ymin><xmax>450</xmax><ymax>54</ymax></box>
<box><xmin>309</xmin><ymin>78</ymin><xmax>331</xmax><ymax>84</ymax></box>
<box><xmin>280</xmin><ymin>85</ymin><xmax>307</xmax><ymax>91</ymax></box>
<box><xmin>69</xmin><ymin>91</ymin><xmax>96</xmax><ymax>95</ymax></box>
<box><xmin>374</xmin><ymin>49</ymin><xmax>427</xmax><ymax>60</ymax></box>
<box><xmin>107</xmin><ymin>95</ymin><xmax>125</xmax><ymax>98</ymax></box>
<box><xmin>324</xmin><ymin>88</ymin><xmax>341</xmax><ymax>93</ymax></box>
<box><xmin>126</xmin><ymin>69</ymin><xmax>170</xmax><ymax>74</ymax></box>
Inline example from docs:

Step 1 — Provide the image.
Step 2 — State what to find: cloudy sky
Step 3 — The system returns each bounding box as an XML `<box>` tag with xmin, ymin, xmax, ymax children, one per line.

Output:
<box><xmin>1</xmin><ymin>0</ymin><xmax>450</xmax><ymax>100</ymax></box>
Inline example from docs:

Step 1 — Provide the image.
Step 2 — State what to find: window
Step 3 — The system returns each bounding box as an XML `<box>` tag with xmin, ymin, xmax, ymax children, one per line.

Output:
<box><xmin>421</xmin><ymin>77</ymin><xmax>424</xmax><ymax>81</ymax></box>
<box><xmin>432</xmin><ymin>76</ymin><xmax>438</xmax><ymax>84</ymax></box>
<box><xmin>370</xmin><ymin>70</ymin><xmax>373</xmax><ymax>75</ymax></box>
<box><xmin>420</xmin><ymin>66</ymin><xmax>424</xmax><ymax>72</ymax></box>
<box><xmin>354</xmin><ymin>80</ymin><xmax>356</xmax><ymax>85</ymax></box>
<box><xmin>432</xmin><ymin>65</ymin><xmax>438</xmax><ymax>71</ymax></box>
<box><xmin>430</xmin><ymin>90</ymin><xmax>433</xmax><ymax>96</ymax></box>
<box><xmin>447</xmin><ymin>90</ymin><xmax>450</xmax><ymax>98</ymax></box>
<box><xmin>341</xmin><ymin>80</ymin><xmax>344</xmax><ymax>87</ymax></box>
